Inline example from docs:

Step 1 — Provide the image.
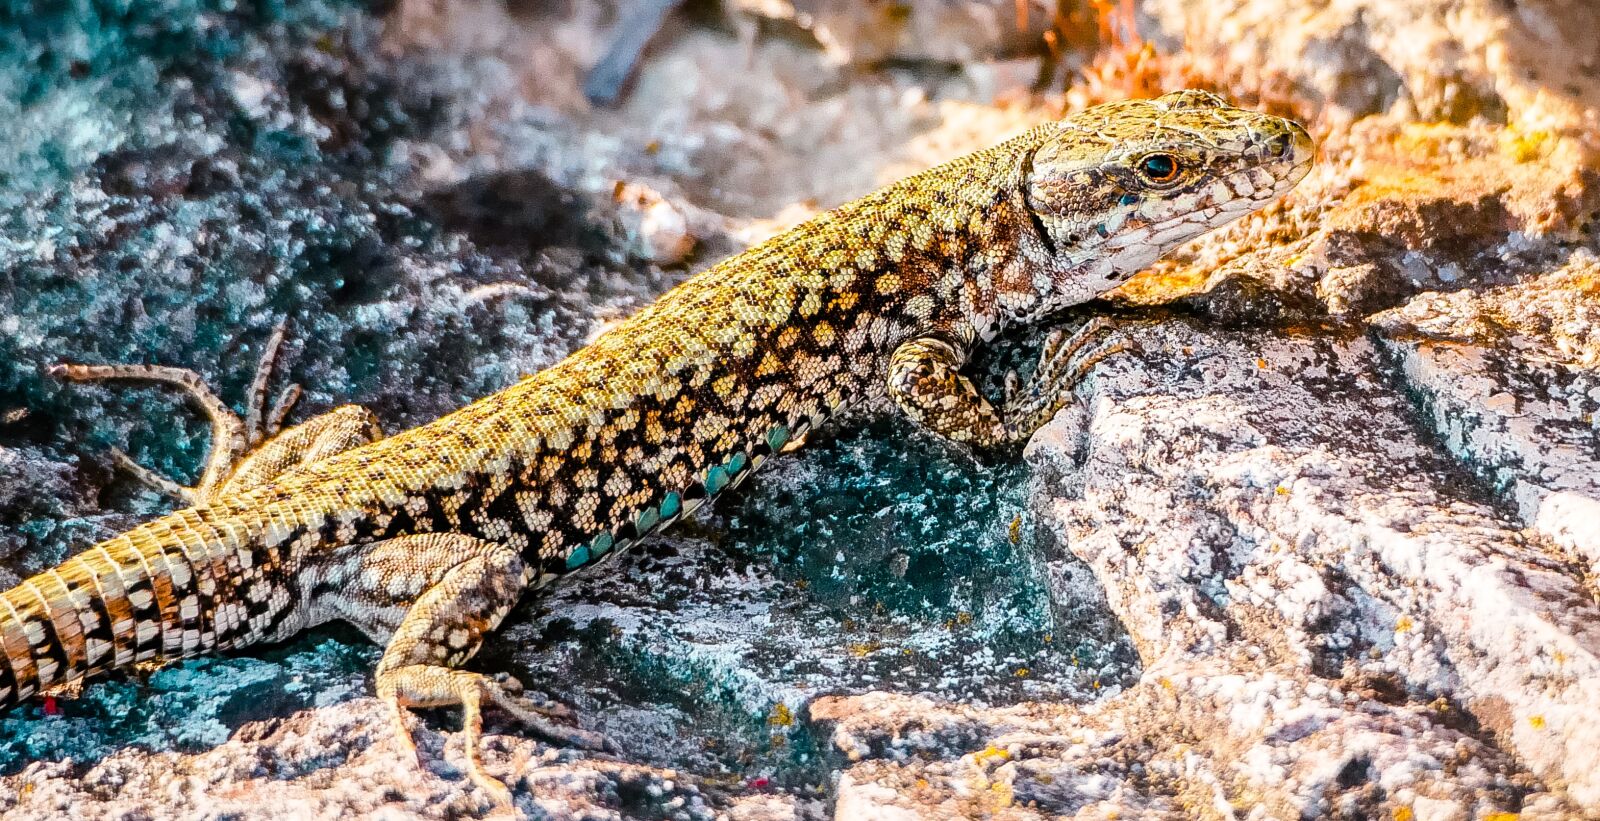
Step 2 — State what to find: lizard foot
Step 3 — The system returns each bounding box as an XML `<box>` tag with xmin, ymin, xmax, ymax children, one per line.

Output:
<box><xmin>350</xmin><ymin>537</ymin><xmax>614</xmax><ymax>804</ymax></box>
<box><xmin>379</xmin><ymin>666</ymin><xmax>613</xmax><ymax>806</ymax></box>
<box><xmin>53</xmin><ymin>322</ymin><xmax>386</xmax><ymax>500</ymax></box>
<box><xmin>487</xmin><ymin>671</ymin><xmax>575</xmax><ymax>722</ymax></box>
<box><xmin>50</xmin><ymin>320</ymin><xmax>302</xmax><ymax>503</ymax></box>
<box><xmin>483</xmin><ymin>672</ymin><xmax>613</xmax><ymax>752</ymax></box>
<box><xmin>1001</xmin><ymin>317</ymin><xmax>1133</xmax><ymax>437</ymax></box>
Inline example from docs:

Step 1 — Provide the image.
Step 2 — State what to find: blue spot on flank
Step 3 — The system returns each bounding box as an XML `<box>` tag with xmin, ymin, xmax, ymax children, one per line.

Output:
<box><xmin>766</xmin><ymin>424</ymin><xmax>790</xmax><ymax>452</ymax></box>
<box><xmin>728</xmin><ymin>451</ymin><xmax>748</xmax><ymax>474</ymax></box>
<box><xmin>636</xmin><ymin>505</ymin><xmax>661</xmax><ymax>532</ymax></box>
<box><xmin>591</xmin><ymin>532</ymin><xmax>615</xmax><ymax>557</ymax></box>
<box><xmin>565</xmin><ymin>545</ymin><xmax>591</xmax><ymax>570</ymax></box>
<box><xmin>705</xmin><ymin>465</ymin><xmax>730</xmax><ymax>495</ymax></box>
<box><xmin>1095</xmin><ymin>223</ymin><xmax>1110</xmax><ymax>238</ymax></box>
<box><xmin>1119</xmin><ymin>193</ymin><xmax>1139</xmax><ymax>206</ymax></box>
<box><xmin>660</xmin><ymin>491</ymin><xmax>682</xmax><ymax>518</ymax></box>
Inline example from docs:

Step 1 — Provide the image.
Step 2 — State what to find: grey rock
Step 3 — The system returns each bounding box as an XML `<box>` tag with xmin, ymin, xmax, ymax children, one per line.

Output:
<box><xmin>1372</xmin><ymin>253</ymin><xmax>1600</xmax><ymax>572</ymax></box>
<box><xmin>1140</xmin><ymin>0</ymin><xmax>1600</xmax><ymax>126</ymax></box>
<box><xmin>819</xmin><ymin>322</ymin><xmax>1599</xmax><ymax>817</ymax></box>
<box><xmin>728</xmin><ymin>1</ymin><xmax>1052</xmax><ymax>67</ymax></box>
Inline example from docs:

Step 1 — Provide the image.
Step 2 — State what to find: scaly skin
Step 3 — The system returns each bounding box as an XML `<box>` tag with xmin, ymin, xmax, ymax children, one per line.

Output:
<box><xmin>3</xmin><ymin>90</ymin><xmax>1313</xmax><ymax>800</ymax></box>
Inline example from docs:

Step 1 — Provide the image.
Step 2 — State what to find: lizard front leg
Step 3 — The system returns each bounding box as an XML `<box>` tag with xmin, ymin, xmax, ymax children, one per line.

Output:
<box><xmin>887</xmin><ymin>319</ymin><xmax>1128</xmax><ymax>447</ymax></box>
<box><xmin>303</xmin><ymin>534</ymin><xmax>609</xmax><ymax>805</ymax></box>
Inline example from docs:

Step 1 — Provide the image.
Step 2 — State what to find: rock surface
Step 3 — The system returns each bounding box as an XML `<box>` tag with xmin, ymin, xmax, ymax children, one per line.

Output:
<box><xmin>1142</xmin><ymin>0</ymin><xmax>1600</xmax><ymax>128</ymax></box>
<box><xmin>1</xmin><ymin>0</ymin><xmax>1598</xmax><ymax>819</ymax></box>
<box><xmin>822</xmin><ymin>321</ymin><xmax>1600</xmax><ymax>818</ymax></box>
<box><xmin>727</xmin><ymin>0</ymin><xmax>1053</xmax><ymax>67</ymax></box>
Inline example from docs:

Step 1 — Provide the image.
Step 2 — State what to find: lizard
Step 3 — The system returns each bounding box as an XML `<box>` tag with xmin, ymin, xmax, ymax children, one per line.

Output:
<box><xmin>2</xmin><ymin>90</ymin><xmax>1313</xmax><ymax>801</ymax></box>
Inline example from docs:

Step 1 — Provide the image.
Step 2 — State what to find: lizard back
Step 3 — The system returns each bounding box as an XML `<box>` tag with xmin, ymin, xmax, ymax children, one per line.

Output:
<box><xmin>0</xmin><ymin>92</ymin><xmax>1314</xmax><ymax>734</ymax></box>
<box><xmin>0</xmin><ymin>123</ymin><xmax>1054</xmax><ymax>704</ymax></box>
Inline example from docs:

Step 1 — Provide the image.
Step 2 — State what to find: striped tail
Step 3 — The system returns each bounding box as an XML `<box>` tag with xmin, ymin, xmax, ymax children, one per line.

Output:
<box><xmin>0</xmin><ymin>504</ymin><xmax>281</xmax><ymax>709</ymax></box>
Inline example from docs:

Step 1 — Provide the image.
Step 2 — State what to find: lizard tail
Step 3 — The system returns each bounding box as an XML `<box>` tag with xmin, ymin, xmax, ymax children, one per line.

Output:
<box><xmin>0</xmin><ymin>505</ymin><xmax>268</xmax><ymax>709</ymax></box>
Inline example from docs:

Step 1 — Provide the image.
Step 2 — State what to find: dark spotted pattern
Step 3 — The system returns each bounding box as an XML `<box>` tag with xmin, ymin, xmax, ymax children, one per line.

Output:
<box><xmin>0</xmin><ymin>92</ymin><xmax>1313</xmax><ymax>722</ymax></box>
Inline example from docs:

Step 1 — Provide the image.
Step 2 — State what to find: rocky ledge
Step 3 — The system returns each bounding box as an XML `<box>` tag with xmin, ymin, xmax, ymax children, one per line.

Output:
<box><xmin>826</xmin><ymin>319</ymin><xmax>1600</xmax><ymax>819</ymax></box>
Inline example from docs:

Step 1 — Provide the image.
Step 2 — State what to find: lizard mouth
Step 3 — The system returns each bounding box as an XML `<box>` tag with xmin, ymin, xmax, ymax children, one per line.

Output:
<box><xmin>1103</xmin><ymin>159</ymin><xmax>1304</xmax><ymax>253</ymax></box>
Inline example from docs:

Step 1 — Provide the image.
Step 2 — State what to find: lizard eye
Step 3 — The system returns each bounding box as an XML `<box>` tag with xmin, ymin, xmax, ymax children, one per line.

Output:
<box><xmin>1138</xmin><ymin>153</ymin><xmax>1180</xmax><ymax>183</ymax></box>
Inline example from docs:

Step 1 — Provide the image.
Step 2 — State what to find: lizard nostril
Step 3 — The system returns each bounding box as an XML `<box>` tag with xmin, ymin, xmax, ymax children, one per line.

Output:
<box><xmin>1267</xmin><ymin>131</ymin><xmax>1293</xmax><ymax>158</ymax></box>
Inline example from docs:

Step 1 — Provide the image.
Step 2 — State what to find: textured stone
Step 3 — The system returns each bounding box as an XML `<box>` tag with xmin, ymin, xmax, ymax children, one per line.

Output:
<box><xmin>1141</xmin><ymin>0</ymin><xmax>1600</xmax><ymax>128</ymax></box>
<box><xmin>729</xmin><ymin>0</ymin><xmax>1052</xmax><ymax>67</ymax></box>
<box><xmin>820</xmin><ymin>322</ymin><xmax>1599</xmax><ymax>817</ymax></box>
<box><xmin>1372</xmin><ymin>255</ymin><xmax>1600</xmax><ymax>571</ymax></box>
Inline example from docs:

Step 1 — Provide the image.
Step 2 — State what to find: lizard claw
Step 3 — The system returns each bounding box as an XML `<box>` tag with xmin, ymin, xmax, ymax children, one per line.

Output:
<box><xmin>1039</xmin><ymin>328</ymin><xmax>1068</xmax><ymax>363</ymax></box>
<box><xmin>1002</xmin><ymin>368</ymin><xmax>1022</xmax><ymax>406</ymax></box>
<box><xmin>384</xmin><ymin>695</ymin><xmax>425</xmax><ymax>768</ymax></box>
<box><xmin>482</xmin><ymin>674</ymin><xmax>616</xmax><ymax>753</ymax></box>
<box><xmin>490</xmin><ymin>671</ymin><xmax>575</xmax><ymax>721</ymax></box>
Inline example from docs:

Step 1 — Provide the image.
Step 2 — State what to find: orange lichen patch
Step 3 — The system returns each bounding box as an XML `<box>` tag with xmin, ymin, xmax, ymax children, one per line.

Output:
<box><xmin>1503</xmin><ymin>129</ymin><xmax>1557</xmax><ymax>164</ymax></box>
<box><xmin>1109</xmin><ymin>258</ymin><xmax>1213</xmax><ymax>303</ymax></box>
<box><xmin>847</xmin><ymin>641</ymin><xmax>881</xmax><ymax>658</ymax></box>
<box><xmin>1326</xmin><ymin>121</ymin><xmax>1599</xmax><ymax>242</ymax></box>
<box><xmin>954</xmin><ymin>611</ymin><xmax>973</xmax><ymax>626</ymax></box>
<box><xmin>972</xmin><ymin>745</ymin><xmax>1012</xmax><ymax>766</ymax></box>
<box><xmin>768</xmin><ymin>702</ymin><xmax>795</xmax><ymax>727</ymax></box>
<box><xmin>1566</xmin><ymin>267</ymin><xmax>1600</xmax><ymax>296</ymax></box>
<box><xmin>985</xmin><ymin>780</ymin><xmax>1015</xmax><ymax>809</ymax></box>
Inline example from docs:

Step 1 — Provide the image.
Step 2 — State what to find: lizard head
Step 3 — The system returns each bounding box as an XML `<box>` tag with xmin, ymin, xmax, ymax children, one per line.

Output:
<box><xmin>1021</xmin><ymin>89</ymin><xmax>1313</xmax><ymax>291</ymax></box>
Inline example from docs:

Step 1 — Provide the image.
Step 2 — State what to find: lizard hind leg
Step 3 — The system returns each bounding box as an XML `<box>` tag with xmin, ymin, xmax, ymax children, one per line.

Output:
<box><xmin>49</xmin><ymin>321</ymin><xmax>330</xmax><ymax>502</ymax></box>
<box><xmin>214</xmin><ymin>404</ymin><xmax>382</xmax><ymax>495</ymax></box>
<box><xmin>53</xmin><ymin>323</ymin><xmax>384</xmax><ymax>501</ymax></box>
<box><xmin>305</xmin><ymin>534</ymin><xmax>608</xmax><ymax>805</ymax></box>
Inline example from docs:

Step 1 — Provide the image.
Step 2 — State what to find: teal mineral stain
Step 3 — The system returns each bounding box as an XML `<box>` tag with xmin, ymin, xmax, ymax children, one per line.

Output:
<box><xmin>590</xmin><ymin>531</ymin><xmax>614</xmax><ymax>557</ymax></box>
<box><xmin>766</xmin><ymin>424</ymin><xmax>790</xmax><ymax>452</ymax></box>
<box><xmin>660</xmin><ymin>491</ymin><xmax>682</xmax><ymax>518</ymax></box>
<box><xmin>565</xmin><ymin>545</ymin><xmax>591</xmax><ymax>570</ymax></box>
<box><xmin>705</xmin><ymin>465</ymin><xmax>730</xmax><ymax>495</ymax></box>
<box><xmin>723</xmin><ymin>416</ymin><xmax>1091</xmax><ymax>651</ymax></box>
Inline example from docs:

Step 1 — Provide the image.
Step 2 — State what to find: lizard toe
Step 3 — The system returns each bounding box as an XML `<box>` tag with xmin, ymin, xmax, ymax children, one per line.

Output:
<box><xmin>490</xmin><ymin>671</ymin><xmax>575</xmax><ymax>720</ymax></box>
<box><xmin>481</xmin><ymin>676</ymin><xmax>615</xmax><ymax>752</ymax></box>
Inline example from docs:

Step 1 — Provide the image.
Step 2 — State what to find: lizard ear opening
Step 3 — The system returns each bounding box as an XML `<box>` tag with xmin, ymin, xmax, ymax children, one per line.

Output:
<box><xmin>1021</xmin><ymin>139</ymin><xmax>1106</xmax><ymax>219</ymax></box>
